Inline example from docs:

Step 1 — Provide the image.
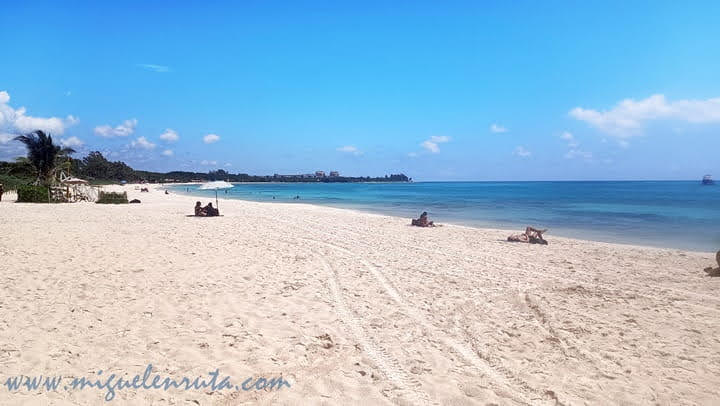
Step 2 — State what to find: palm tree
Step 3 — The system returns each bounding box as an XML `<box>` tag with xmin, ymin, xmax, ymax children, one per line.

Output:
<box><xmin>14</xmin><ymin>130</ymin><xmax>76</xmax><ymax>186</ymax></box>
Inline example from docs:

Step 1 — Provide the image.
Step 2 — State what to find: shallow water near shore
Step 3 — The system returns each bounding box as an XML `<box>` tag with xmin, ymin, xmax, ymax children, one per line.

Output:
<box><xmin>173</xmin><ymin>181</ymin><xmax>720</xmax><ymax>252</ymax></box>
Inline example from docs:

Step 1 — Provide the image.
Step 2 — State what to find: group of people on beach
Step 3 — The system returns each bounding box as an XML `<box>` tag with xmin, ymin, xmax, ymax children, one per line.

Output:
<box><xmin>194</xmin><ymin>201</ymin><xmax>220</xmax><ymax>217</ymax></box>
<box><xmin>410</xmin><ymin>211</ymin><xmax>549</xmax><ymax>245</ymax></box>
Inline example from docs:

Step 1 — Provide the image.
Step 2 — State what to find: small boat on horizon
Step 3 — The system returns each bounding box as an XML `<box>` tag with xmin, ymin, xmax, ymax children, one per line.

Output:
<box><xmin>702</xmin><ymin>175</ymin><xmax>714</xmax><ymax>185</ymax></box>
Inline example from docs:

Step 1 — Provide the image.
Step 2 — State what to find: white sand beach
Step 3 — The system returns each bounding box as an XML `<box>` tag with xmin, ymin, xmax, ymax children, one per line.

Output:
<box><xmin>1</xmin><ymin>184</ymin><xmax>718</xmax><ymax>405</ymax></box>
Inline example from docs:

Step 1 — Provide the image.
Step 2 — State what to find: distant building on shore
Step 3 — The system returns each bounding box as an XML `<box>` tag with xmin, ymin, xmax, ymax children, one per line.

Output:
<box><xmin>329</xmin><ymin>171</ymin><xmax>339</xmax><ymax>177</ymax></box>
<box><xmin>315</xmin><ymin>171</ymin><xmax>325</xmax><ymax>177</ymax></box>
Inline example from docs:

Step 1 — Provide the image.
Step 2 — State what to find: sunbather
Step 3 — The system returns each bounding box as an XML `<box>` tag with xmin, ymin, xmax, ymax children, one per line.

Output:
<box><xmin>508</xmin><ymin>226</ymin><xmax>548</xmax><ymax>244</ymax></box>
<box><xmin>411</xmin><ymin>211</ymin><xmax>435</xmax><ymax>227</ymax></box>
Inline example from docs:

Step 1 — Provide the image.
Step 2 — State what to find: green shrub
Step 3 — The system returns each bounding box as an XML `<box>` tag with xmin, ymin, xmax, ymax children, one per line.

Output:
<box><xmin>96</xmin><ymin>191</ymin><xmax>128</xmax><ymax>204</ymax></box>
<box><xmin>17</xmin><ymin>185</ymin><xmax>49</xmax><ymax>203</ymax></box>
<box><xmin>0</xmin><ymin>174</ymin><xmax>32</xmax><ymax>191</ymax></box>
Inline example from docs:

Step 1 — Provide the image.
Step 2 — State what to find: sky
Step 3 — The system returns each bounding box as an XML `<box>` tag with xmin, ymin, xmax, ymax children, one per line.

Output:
<box><xmin>1</xmin><ymin>1</ymin><xmax>719</xmax><ymax>181</ymax></box>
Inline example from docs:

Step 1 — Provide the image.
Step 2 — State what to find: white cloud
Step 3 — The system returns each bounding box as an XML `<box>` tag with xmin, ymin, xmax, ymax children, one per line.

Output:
<box><xmin>0</xmin><ymin>90</ymin><xmax>78</xmax><ymax>136</ymax></box>
<box><xmin>94</xmin><ymin>119</ymin><xmax>137</xmax><ymax>137</ymax></box>
<box><xmin>336</xmin><ymin>145</ymin><xmax>362</xmax><ymax>155</ymax></box>
<box><xmin>420</xmin><ymin>135</ymin><xmax>451</xmax><ymax>153</ymax></box>
<box><xmin>407</xmin><ymin>152</ymin><xmax>418</xmax><ymax>157</ymax></box>
<box><xmin>224</xmin><ymin>163</ymin><xmax>232</xmax><ymax>167</ymax></box>
<box><xmin>490</xmin><ymin>123</ymin><xmax>508</xmax><ymax>133</ymax></box>
<box><xmin>570</xmin><ymin>94</ymin><xmax>720</xmax><ymax>137</ymax></box>
<box><xmin>564</xmin><ymin>149</ymin><xmax>592</xmax><ymax>159</ymax></box>
<box><xmin>137</xmin><ymin>64</ymin><xmax>170</xmax><ymax>73</ymax></box>
<box><xmin>559</xmin><ymin>131</ymin><xmax>590</xmax><ymax>159</ymax></box>
<box><xmin>560</xmin><ymin>131</ymin><xmax>579</xmax><ymax>147</ymax></box>
<box><xmin>60</xmin><ymin>136</ymin><xmax>83</xmax><ymax>148</ymax></box>
<box><xmin>513</xmin><ymin>146</ymin><xmax>531</xmax><ymax>157</ymax></box>
<box><xmin>130</xmin><ymin>136</ymin><xmax>155</xmax><ymax>150</ymax></box>
<box><xmin>14</xmin><ymin>114</ymin><xmax>78</xmax><ymax>134</ymax></box>
<box><xmin>159</xmin><ymin>128</ymin><xmax>179</xmax><ymax>142</ymax></box>
<box><xmin>203</xmin><ymin>133</ymin><xmax>220</xmax><ymax>144</ymax></box>
<box><xmin>201</xmin><ymin>160</ymin><xmax>218</xmax><ymax>166</ymax></box>
<box><xmin>161</xmin><ymin>149</ymin><xmax>174</xmax><ymax>156</ymax></box>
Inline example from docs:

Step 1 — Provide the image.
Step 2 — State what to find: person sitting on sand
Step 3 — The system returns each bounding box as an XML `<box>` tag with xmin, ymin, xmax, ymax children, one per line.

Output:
<box><xmin>0</xmin><ymin>183</ymin><xmax>4</xmax><ymax>202</ymax></box>
<box><xmin>411</xmin><ymin>211</ymin><xmax>435</xmax><ymax>227</ymax></box>
<box><xmin>508</xmin><ymin>226</ymin><xmax>548</xmax><ymax>245</ymax></box>
<box><xmin>194</xmin><ymin>201</ymin><xmax>207</xmax><ymax>216</ymax></box>
<box><xmin>203</xmin><ymin>202</ymin><xmax>219</xmax><ymax>216</ymax></box>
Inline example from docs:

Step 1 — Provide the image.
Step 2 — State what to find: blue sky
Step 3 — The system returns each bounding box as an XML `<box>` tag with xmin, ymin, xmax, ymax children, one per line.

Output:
<box><xmin>1</xmin><ymin>1</ymin><xmax>719</xmax><ymax>180</ymax></box>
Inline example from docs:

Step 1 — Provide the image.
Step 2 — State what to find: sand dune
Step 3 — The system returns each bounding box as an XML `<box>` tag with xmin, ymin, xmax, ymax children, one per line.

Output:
<box><xmin>1</xmin><ymin>184</ymin><xmax>718</xmax><ymax>405</ymax></box>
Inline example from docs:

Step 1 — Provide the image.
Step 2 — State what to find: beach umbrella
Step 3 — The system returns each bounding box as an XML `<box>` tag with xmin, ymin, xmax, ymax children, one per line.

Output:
<box><xmin>198</xmin><ymin>180</ymin><xmax>233</xmax><ymax>210</ymax></box>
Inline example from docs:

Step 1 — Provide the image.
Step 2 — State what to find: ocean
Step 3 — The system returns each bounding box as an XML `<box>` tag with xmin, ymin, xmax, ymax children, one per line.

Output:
<box><xmin>173</xmin><ymin>181</ymin><xmax>720</xmax><ymax>252</ymax></box>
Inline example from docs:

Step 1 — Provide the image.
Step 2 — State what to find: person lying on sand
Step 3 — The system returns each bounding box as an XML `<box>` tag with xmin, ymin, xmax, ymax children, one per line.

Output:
<box><xmin>411</xmin><ymin>211</ymin><xmax>435</xmax><ymax>227</ymax></box>
<box><xmin>203</xmin><ymin>202</ymin><xmax>220</xmax><ymax>217</ymax></box>
<box><xmin>703</xmin><ymin>250</ymin><xmax>720</xmax><ymax>277</ymax></box>
<box><xmin>194</xmin><ymin>201</ymin><xmax>207</xmax><ymax>216</ymax></box>
<box><xmin>508</xmin><ymin>226</ymin><xmax>548</xmax><ymax>245</ymax></box>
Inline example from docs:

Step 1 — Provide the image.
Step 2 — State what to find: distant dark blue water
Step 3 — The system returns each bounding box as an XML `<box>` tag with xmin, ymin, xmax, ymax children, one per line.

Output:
<box><xmin>174</xmin><ymin>181</ymin><xmax>720</xmax><ymax>252</ymax></box>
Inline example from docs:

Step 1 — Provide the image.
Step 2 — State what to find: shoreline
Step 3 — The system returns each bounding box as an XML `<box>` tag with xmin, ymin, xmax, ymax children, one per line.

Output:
<box><xmin>171</xmin><ymin>185</ymin><xmax>718</xmax><ymax>254</ymax></box>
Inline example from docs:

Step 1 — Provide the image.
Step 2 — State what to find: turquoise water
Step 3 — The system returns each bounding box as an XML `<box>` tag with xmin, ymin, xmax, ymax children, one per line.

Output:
<box><xmin>173</xmin><ymin>181</ymin><xmax>720</xmax><ymax>252</ymax></box>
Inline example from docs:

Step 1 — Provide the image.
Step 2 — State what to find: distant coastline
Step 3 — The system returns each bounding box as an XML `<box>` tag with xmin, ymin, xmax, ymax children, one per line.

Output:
<box><xmin>0</xmin><ymin>151</ymin><xmax>410</xmax><ymax>187</ymax></box>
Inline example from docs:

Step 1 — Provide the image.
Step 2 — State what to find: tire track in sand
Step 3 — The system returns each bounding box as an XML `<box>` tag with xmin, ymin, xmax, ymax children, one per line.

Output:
<box><xmin>315</xmin><ymin>253</ymin><xmax>434</xmax><ymax>405</ymax></box>
<box><xmin>257</xmin><ymin>216</ymin><xmax>537</xmax><ymax>404</ymax></box>
<box><xmin>301</xmin><ymin>236</ymin><xmax>535</xmax><ymax>405</ymax></box>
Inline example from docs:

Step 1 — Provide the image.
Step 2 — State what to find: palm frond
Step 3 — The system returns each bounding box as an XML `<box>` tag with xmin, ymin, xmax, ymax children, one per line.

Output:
<box><xmin>14</xmin><ymin>130</ymin><xmax>74</xmax><ymax>186</ymax></box>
